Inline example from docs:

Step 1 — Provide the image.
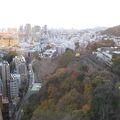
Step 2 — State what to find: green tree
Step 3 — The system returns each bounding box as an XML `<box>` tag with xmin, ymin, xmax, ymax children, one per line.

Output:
<box><xmin>112</xmin><ymin>54</ymin><xmax>120</xmax><ymax>75</ymax></box>
<box><xmin>91</xmin><ymin>84</ymin><xmax>120</xmax><ymax>120</ymax></box>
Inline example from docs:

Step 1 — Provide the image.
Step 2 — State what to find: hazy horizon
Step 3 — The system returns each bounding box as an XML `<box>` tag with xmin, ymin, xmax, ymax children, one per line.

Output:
<box><xmin>0</xmin><ymin>0</ymin><xmax>120</xmax><ymax>29</ymax></box>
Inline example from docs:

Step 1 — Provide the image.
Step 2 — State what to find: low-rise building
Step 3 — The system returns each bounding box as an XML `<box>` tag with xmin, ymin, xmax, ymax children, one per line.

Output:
<box><xmin>93</xmin><ymin>47</ymin><xmax>120</xmax><ymax>66</ymax></box>
<box><xmin>56</xmin><ymin>45</ymin><xmax>66</xmax><ymax>55</ymax></box>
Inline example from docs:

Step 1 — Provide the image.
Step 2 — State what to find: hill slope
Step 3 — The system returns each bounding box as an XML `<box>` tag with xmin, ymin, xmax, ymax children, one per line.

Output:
<box><xmin>102</xmin><ymin>25</ymin><xmax>120</xmax><ymax>37</ymax></box>
<box><xmin>21</xmin><ymin>50</ymin><xmax>120</xmax><ymax>120</ymax></box>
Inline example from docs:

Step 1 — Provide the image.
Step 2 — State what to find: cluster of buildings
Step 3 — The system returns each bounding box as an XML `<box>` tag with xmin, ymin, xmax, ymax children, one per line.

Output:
<box><xmin>0</xmin><ymin>24</ymin><xmax>113</xmax><ymax>59</ymax></box>
<box><xmin>92</xmin><ymin>33</ymin><xmax>120</xmax><ymax>66</ymax></box>
<box><xmin>1</xmin><ymin>25</ymin><xmax>120</xmax><ymax>59</ymax></box>
<box><xmin>107</xmin><ymin>36</ymin><xmax>120</xmax><ymax>47</ymax></box>
<box><xmin>17</xmin><ymin>25</ymin><xmax>120</xmax><ymax>59</ymax></box>
<box><xmin>17</xmin><ymin>24</ymin><xmax>106</xmax><ymax>58</ymax></box>
<box><xmin>17</xmin><ymin>24</ymin><xmax>76</xmax><ymax>58</ymax></box>
<box><xmin>0</xmin><ymin>55</ymin><xmax>29</xmax><ymax>119</ymax></box>
<box><xmin>1</xmin><ymin>24</ymin><xmax>120</xmax><ymax>119</ymax></box>
<box><xmin>93</xmin><ymin>47</ymin><xmax>120</xmax><ymax>66</ymax></box>
<box><xmin>18</xmin><ymin>24</ymin><xmax>47</xmax><ymax>43</ymax></box>
<box><xmin>0</xmin><ymin>28</ymin><xmax>17</xmax><ymax>40</ymax></box>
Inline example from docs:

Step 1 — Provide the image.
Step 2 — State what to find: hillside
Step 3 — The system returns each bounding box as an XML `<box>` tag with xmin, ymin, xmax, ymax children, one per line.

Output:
<box><xmin>102</xmin><ymin>25</ymin><xmax>120</xmax><ymax>37</ymax></box>
<box><xmin>21</xmin><ymin>50</ymin><xmax>120</xmax><ymax>120</ymax></box>
<box><xmin>32</xmin><ymin>49</ymin><xmax>76</xmax><ymax>82</ymax></box>
<box><xmin>32</xmin><ymin>58</ymin><xmax>58</xmax><ymax>82</ymax></box>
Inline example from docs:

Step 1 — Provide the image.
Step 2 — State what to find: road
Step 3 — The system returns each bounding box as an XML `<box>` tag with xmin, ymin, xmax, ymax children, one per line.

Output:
<box><xmin>14</xmin><ymin>64</ymin><xmax>35</xmax><ymax>120</ymax></box>
<box><xmin>15</xmin><ymin>82</ymin><xmax>32</xmax><ymax>120</ymax></box>
<box><xmin>10</xmin><ymin>85</ymin><xmax>30</xmax><ymax>119</ymax></box>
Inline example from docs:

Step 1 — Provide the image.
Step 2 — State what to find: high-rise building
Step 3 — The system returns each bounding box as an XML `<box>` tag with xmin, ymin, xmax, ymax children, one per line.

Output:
<box><xmin>1</xmin><ymin>96</ymin><xmax>9</xmax><ymax>120</ymax></box>
<box><xmin>0</xmin><ymin>79</ymin><xmax>3</xmax><ymax>94</ymax></box>
<box><xmin>8</xmin><ymin>74</ymin><xmax>20</xmax><ymax>98</ymax></box>
<box><xmin>0</xmin><ymin>94</ymin><xmax>3</xmax><ymax>120</ymax></box>
<box><xmin>25</xmin><ymin>24</ymin><xmax>31</xmax><ymax>32</ymax></box>
<box><xmin>43</xmin><ymin>25</ymin><xmax>47</xmax><ymax>34</ymax></box>
<box><xmin>18</xmin><ymin>26</ymin><xmax>24</xmax><ymax>42</ymax></box>
<box><xmin>32</xmin><ymin>25</ymin><xmax>41</xmax><ymax>42</ymax></box>
<box><xmin>18</xmin><ymin>26</ymin><xmax>24</xmax><ymax>33</ymax></box>
<box><xmin>24</xmin><ymin>24</ymin><xmax>32</xmax><ymax>42</ymax></box>
<box><xmin>0</xmin><ymin>108</ymin><xmax>3</xmax><ymax>120</ymax></box>
<box><xmin>0</xmin><ymin>94</ymin><xmax>9</xmax><ymax>120</ymax></box>
<box><xmin>0</xmin><ymin>61</ymin><xmax>10</xmax><ymax>97</ymax></box>
<box><xmin>32</xmin><ymin>26</ymin><xmax>41</xmax><ymax>33</ymax></box>
<box><xmin>13</xmin><ymin>56</ymin><xmax>27</xmax><ymax>81</ymax></box>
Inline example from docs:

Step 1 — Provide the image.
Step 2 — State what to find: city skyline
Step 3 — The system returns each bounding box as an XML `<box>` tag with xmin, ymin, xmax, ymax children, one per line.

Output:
<box><xmin>0</xmin><ymin>0</ymin><xmax>120</xmax><ymax>29</ymax></box>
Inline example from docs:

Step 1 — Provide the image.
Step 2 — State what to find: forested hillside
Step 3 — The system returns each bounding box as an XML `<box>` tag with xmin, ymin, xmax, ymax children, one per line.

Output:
<box><xmin>21</xmin><ymin>49</ymin><xmax>120</xmax><ymax>120</ymax></box>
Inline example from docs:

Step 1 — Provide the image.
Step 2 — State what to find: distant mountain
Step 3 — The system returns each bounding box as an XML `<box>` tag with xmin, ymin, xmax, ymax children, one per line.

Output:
<box><xmin>91</xmin><ymin>27</ymin><xmax>107</xmax><ymax>32</ymax></box>
<box><xmin>82</xmin><ymin>27</ymin><xmax>107</xmax><ymax>32</ymax></box>
<box><xmin>102</xmin><ymin>25</ymin><xmax>120</xmax><ymax>37</ymax></box>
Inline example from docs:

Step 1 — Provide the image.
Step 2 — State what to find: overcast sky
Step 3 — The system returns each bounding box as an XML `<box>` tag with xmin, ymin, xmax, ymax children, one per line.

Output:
<box><xmin>0</xmin><ymin>0</ymin><xmax>120</xmax><ymax>29</ymax></box>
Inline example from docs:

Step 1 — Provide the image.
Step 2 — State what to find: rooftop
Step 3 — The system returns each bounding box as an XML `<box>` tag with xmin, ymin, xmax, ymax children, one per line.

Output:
<box><xmin>31</xmin><ymin>83</ymin><xmax>41</xmax><ymax>92</ymax></box>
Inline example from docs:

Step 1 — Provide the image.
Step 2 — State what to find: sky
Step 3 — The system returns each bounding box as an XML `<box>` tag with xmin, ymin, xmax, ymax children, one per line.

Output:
<box><xmin>0</xmin><ymin>0</ymin><xmax>120</xmax><ymax>29</ymax></box>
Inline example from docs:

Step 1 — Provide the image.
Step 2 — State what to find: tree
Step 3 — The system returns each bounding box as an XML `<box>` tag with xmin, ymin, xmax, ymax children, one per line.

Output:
<box><xmin>3</xmin><ymin>51</ymin><xmax>17</xmax><ymax>64</ymax></box>
<box><xmin>91</xmin><ymin>84</ymin><xmax>120</xmax><ymax>120</ymax></box>
<box><xmin>112</xmin><ymin>54</ymin><xmax>120</xmax><ymax>75</ymax></box>
<box><xmin>57</xmin><ymin>88</ymin><xmax>82</xmax><ymax>112</ymax></box>
<box><xmin>92</xmin><ymin>74</ymin><xmax>111</xmax><ymax>88</ymax></box>
<box><xmin>58</xmin><ymin>49</ymin><xmax>75</xmax><ymax>67</ymax></box>
<box><xmin>79</xmin><ymin>65</ymin><xmax>89</xmax><ymax>72</ymax></box>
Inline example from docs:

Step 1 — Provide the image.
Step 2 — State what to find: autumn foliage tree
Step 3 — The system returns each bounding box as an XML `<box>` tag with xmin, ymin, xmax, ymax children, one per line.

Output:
<box><xmin>21</xmin><ymin>49</ymin><xmax>120</xmax><ymax>120</ymax></box>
